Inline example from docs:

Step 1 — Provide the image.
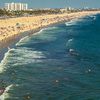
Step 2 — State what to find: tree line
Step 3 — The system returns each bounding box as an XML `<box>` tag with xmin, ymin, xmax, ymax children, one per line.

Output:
<box><xmin>0</xmin><ymin>9</ymin><xmax>64</xmax><ymax>17</ymax></box>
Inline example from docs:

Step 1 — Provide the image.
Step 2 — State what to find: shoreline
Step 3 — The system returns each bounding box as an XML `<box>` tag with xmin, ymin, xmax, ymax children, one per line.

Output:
<box><xmin>0</xmin><ymin>20</ymin><xmax>65</xmax><ymax>62</ymax></box>
<box><xmin>0</xmin><ymin>11</ymin><xmax>100</xmax><ymax>63</ymax></box>
<box><xmin>0</xmin><ymin>11</ymin><xmax>100</xmax><ymax>45</ymax></box>
<box><xmin>0</xmin><ymin>11</ymin><xmax>100</xmax><ymax>48</ymax></box>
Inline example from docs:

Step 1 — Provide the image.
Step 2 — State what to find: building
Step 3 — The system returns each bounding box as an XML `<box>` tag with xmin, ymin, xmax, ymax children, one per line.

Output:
<box><xmin>5</xmin><ymin>2</ymin><xmax>28</xmax><ymax>11</ymax></box>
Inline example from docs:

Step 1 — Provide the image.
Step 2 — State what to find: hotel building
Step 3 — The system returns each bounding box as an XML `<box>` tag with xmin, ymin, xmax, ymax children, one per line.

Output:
<box><xmin>5</xmin><ymin>2</ymin><xmax>28</xmax><ymax>11</ymax></box>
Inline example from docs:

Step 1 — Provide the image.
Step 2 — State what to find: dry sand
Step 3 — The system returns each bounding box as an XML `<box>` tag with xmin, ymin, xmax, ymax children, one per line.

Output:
<box><xmin>0</xmin><ymin>11</ymin><xmax>100</xmax><ymax>48</ymax></box>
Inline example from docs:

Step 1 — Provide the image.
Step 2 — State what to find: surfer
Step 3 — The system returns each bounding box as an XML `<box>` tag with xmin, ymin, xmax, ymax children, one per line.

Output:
<box><xmin>85</xmin><ymin>69</ymin><xmax>92</xmax><ymax>73</ymax></box>
<box><xmin>68</xmin><ymin>38</ymin><xmax>73</xmax><ymax>42</ymax></box>
<box><xmin>69</xmin><ymin>49</ymin><xmax>79</xmax><ymax>56</ymax></box>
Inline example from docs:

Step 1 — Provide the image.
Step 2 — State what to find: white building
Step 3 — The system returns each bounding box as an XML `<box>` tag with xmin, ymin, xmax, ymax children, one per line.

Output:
<box><xmin>5</xmin><ymin>2</ymin><xmax>28</xmax><ymax>11</ymax></box>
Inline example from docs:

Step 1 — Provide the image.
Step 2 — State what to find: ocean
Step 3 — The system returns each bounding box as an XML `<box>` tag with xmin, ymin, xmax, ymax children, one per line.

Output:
<box><xmin>0</xmin><ymin>14</ymin><xmax>100</xmax><ymax>100</ymax></box>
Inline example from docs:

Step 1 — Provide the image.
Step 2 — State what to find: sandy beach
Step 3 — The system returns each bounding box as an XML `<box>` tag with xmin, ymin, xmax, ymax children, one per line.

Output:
<box><xmin>0</xmin><ymin>0</ymin><xmax>100</xmax><ymax>99</ymax></box>
<box><xmin>0</xmin><ymin>11</ymin><xmax>100</xmax><ymax>48</ymax></box>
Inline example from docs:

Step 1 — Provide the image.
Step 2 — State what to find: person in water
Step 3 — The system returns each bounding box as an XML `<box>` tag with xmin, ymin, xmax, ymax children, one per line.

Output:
<box><xmin>69</xmin><ymin>49</ymin><xmax>79</xmax><ymax>56</ymax></box>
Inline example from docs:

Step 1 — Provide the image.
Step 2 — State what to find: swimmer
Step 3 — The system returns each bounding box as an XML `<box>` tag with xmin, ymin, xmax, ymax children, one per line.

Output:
<box><xmin>68</xmin><ymin>39</ymin><xmax>73</xmax><ymax>42</ymax></box>
<box><xmin>88</xmin><ymin>69</ymin><xmax>91</xmax><ymax>72</ymax></box>
<box><xmin>85</xmin><ymin>69</ymin><xmax>92</xmax><ymax>73</ymax></box>
<box><xmin>55</xmin><ymin>80</ymin><xmax>59</xmax><ymax>83</ymax></box>
<box><xmin>69</xmin><ymin>49</ymin><xmax>79</xmax><ymax>56</ymax></box>
<box><xmin>69</xmin><ymin>49</ymin><xmax>74</xmax><ymax>52</ymax></box>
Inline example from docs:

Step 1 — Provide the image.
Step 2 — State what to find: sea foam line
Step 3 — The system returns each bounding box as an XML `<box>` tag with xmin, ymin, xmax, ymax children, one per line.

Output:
<box><xmin>65</xmin><ymin>16</ymin><xmax>86</xmax><ymax>26</ymax></box>
<box><xmin>0</xmin><ymin>84</ymin><xmax>13</xmax><ymax>100</ymax></box>
<box><xmin>16</xmin><ymin>36</ymin><xmax>29</xmax><ymax>46</ymax></box>
<box><xmin>66</xmin><ymin>38</ymin><xmax>74</xmax><ymax>47</ymax></box>
<box><xmin>0</xmin><ymin>48</ymin><xmax>15</xmax><ymax>73</ymax></box>
<box><xmin>34</xmin><ymin>26</ymin><xmax>57</xmax><ymax>35</ymax></box>
<box><xmin>16</xmin><ymin>25</ymin><xmax>57</xmax><ymax>46</ymax></box>
<box><xmin>0</xmin><ymin>50</ymin><xmax>10</xmax><ymax>73</ymax></box>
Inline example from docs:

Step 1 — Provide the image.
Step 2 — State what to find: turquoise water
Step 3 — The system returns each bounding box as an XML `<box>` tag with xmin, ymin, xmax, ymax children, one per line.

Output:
<box><xmin>0</xmin><ymin>14</ymin><xmax>100</xmax><ymax>100</ymax></box>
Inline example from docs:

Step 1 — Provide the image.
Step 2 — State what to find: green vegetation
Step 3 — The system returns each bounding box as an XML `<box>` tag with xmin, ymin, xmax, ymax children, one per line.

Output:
<box><xmin>0</xmin><ymin>8</ymin><xmax>99</xmax><ymax>18</ymax></box>
<box><xmin>0</xmin><ymin>9</ymin><xmax>62</xmax><ymax>17</ymax></box>
<box><xmin>0</xmin><ymin>9</ymin><xmax>12</xmax><ymax>16</ymax></box>
<box><xmin>0</xmin><ymin>8</ymin><xmax>80</xmax><ymax>18</ymax></box>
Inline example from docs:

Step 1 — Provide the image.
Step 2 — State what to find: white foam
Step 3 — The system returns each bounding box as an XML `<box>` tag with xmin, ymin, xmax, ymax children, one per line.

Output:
<box><xmin>7</xmin><ymin>47</ymin><xmax>46</xmax><ymax>66</ymax></box>
<box><xmin>0</xmin><ymin>46</ymin><xmax>46</xmax><ymax>73</ymax></box>
<box><xmin>0</xmin><ymin>48</ymin><xmax>15</xmax><ymax>73</ymax></box>
<box><xmin>68</xmin><ymin>38</ymin><xmax>73</xmax><ymax>42</ymax></box>
<box><xmin>65</xmin><ymin>19</ymin><xmax>78</xmax><ymax>26</ymax></box>
<box><xmin>93</xmin><ymin>16</ymin><xmax>96</xmax><ymax>20</ymax></box>
<box><xmin>93</xmin><ymin>17</ymin><xmax>96</xmax><ymax>20</ymax></box>
<box><xmin>0</xmin><ymin>84</ymin><xmax>13</xmax><ymax>100</ymax></box>
<box><xmin>32</xmin><ymin>28</ymin><xmax>46</xmax><ymax>36</ymax></box>
<box><xmin>89</xmin><ymin>15</ymin><xmax>95</xmax><ymax>18</ymax></box>
<box><xmin>65</xmin><ymin>17</ymin><xmax>85</xmax><ymax>26</ymax></box>
<box><xmin>34</xmin><ymin>27</ymin><xmax>57</xmax><ymax>35</ymax></box>
<box><xmin>66</xmin><ymin>38</ymin><xmax>73</xmax><ymax>47</ymax></box>
<box><xmin>16</xmin><ymin>28</ymin><xmax>47</xmax><ymax>47</ymax></box>
<box><xmin>36</xmin><ymin>28</ymin><xmax>44</xmax><ymax>34</ymax></box>
<box><xmin>43</xmin><ymin>27</ymin><xmax>57</xmax><ymax>31</ymax></box>
<box><xmin>69</xmin><ymin>49</ymin><xmax>74</xmax><ymax>52</ymax></box>
<box><xmin>16</xmin><ymin>26</ymin><xmax>57</xmax><ymax>47</ymax></box>
<box><xmin>88</xmin><ymin>15</ymin><xmax>97</xmax><ymax>20</ymax></box>
<box><xmin>16</xmin><ymin>36</ymin><xmax>29</xmax><ymax>46</ymax></box>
